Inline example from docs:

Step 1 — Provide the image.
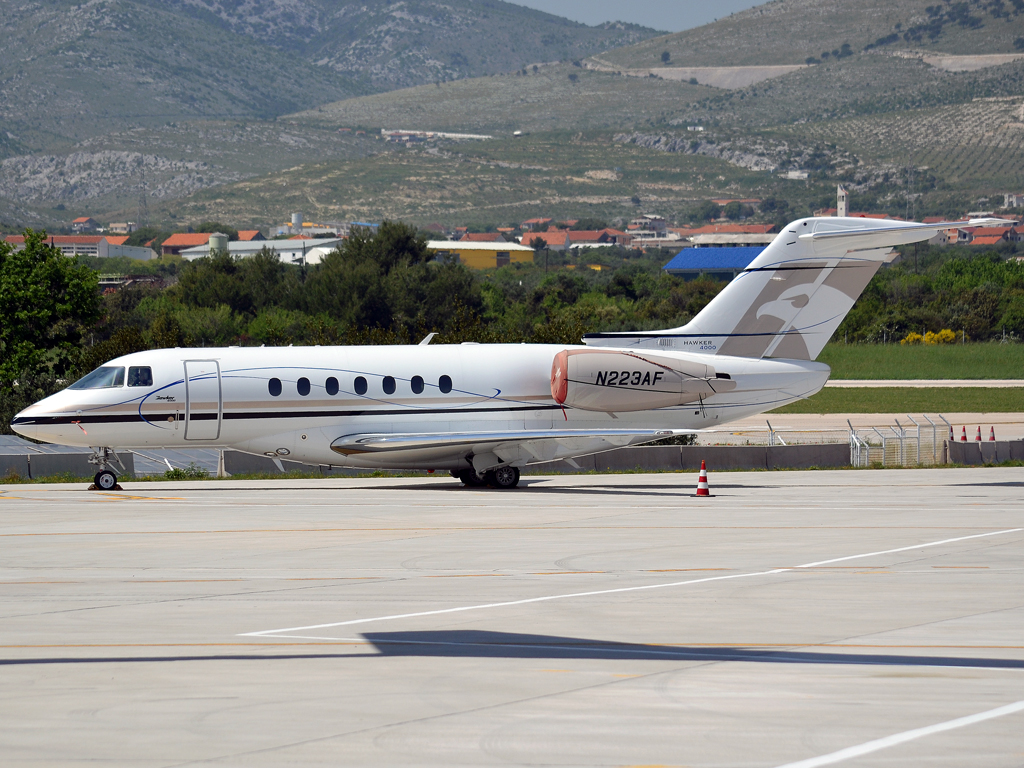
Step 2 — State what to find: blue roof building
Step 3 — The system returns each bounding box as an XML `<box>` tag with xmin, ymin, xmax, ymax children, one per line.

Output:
<box><xmin>662</xmin><ymin>246</ymin><xmax>765</xmax><ymax>281</ymax></box>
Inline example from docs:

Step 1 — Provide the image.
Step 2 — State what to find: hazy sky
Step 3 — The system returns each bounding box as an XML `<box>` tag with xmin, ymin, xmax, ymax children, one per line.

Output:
<box><xmin>508</xmin><ymin>0</ymin><xmax>763</xmax><ymax>33</ymax></box>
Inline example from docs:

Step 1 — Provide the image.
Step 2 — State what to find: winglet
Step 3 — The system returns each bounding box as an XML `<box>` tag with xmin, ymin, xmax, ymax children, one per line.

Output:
<box><xmin>419</xmin><ymin>332</ymin><xmax>437</xmax><ymax>346</ymax></box>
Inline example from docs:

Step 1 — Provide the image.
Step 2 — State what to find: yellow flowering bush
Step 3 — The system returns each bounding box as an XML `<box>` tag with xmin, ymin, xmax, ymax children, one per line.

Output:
<box><xmin>924</xmin><ymin>329</ymin><xmax>958</xmax><ymax>344</ymax></box>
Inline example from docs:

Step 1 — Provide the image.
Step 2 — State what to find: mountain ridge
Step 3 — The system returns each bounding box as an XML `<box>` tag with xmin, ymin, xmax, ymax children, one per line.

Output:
<box><xmin>0</xmin><ymin>0</ymin><xmax>661</xmax><ymax>156</ymax></box>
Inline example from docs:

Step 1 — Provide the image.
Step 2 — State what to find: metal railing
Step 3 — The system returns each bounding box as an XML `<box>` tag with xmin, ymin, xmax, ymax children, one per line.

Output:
<box><xmin>846</xmin><ymin>415</ymin><xmax>949</xmax><ymax>467</ymax></box>
<box><xmin>706</xmin><ymin>416</ymin><xmax>951</xmax><ymax>467</ymax></box>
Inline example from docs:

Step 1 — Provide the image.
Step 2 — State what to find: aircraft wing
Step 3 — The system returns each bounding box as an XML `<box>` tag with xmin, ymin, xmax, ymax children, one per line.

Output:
<box><xmin>330</xmin><ymin>428</ymin><xmax>690</xmax><ymax>471</ymax></box>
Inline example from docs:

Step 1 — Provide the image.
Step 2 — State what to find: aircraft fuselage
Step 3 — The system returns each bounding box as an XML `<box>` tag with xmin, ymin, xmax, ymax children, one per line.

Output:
<box><xmin>12</xmin><ymin>344</ymin><xmax>829</xmax><ymax>470</ymax></box>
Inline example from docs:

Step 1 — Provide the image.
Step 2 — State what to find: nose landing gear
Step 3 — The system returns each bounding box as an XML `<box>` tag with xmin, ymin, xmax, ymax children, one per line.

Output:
<box><xmin>93</xmin><ymin>470</ymin><xmax>119</xmax><ymax>490</ymax></box>
<box><xmin>87</xmin><ymin>447</ymin><xmax>124</xmax><ymax>491</ymax></box>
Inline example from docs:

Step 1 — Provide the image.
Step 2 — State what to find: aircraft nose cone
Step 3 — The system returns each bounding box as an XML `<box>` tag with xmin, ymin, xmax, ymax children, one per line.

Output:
<box><xmin>10</xmin><ymin>411</ymin><xmax>38</xmax><ymax>441</ymax></box>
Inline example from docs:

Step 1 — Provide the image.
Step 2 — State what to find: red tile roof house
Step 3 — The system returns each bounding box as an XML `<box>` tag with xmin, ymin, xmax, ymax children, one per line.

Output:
<box><xmin>601</xmin><ymin>228</ymin><xmax>632</xmax><ymax>246</ymax></box>
<box><xmin>970</xmin><ymin>233</ymin><xmax>1008</xmax><ymax>246</ymax></box>
<box><xmin>5</xmin><ymin>234</ymin><xmax>147</xmax><ymax>258</ymax></box>
<box><xmin>460</xmin><ymin>232</ymin><xmax>507</xmax><ymax>242</ymax></box>
<box><xmin>567</xmin><ymin>229</ymin><xmax>633</xmax><ymax>247</ymax></box>
<box><xmin>71</xmin><ymin>216</ymin><xmax>99</xmax><ymax>233</ymax></box>
<box><xmin>969</xmin><ymin>227</ymin><xmax>1016</xmax><ymax>246</ymax></box>
<box><xmin>237</xmin><ymin>230</ymin><xmax>265</xmax><ymax>241</ymax></box>
<box><xmin>520</xmin><ymin>231</ymin><xmax>570</xmax><ymax>251</ymax></box>
<box><xmin>684</xmin><ymin>224</ymin><xmax>776</xmax><ymax>236</ymax></box>
<box><xmin>161</xmin><ymin>233</ymin><xmax>214</xmax><ymax>256</ymax></box>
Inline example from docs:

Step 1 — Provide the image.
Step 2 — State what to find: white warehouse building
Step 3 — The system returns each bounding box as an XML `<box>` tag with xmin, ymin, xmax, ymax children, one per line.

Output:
<box><xmin>179</xmin><ymin>238</ymin><xmax>344</xmax><ymax>265</ymax></box>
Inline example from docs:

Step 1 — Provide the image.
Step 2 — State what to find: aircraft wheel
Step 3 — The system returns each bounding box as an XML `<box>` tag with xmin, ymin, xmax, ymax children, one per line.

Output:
<box><xmin>487</xmin><ymin>465</ymin><xmax>520</xmax><ymax>489</ymax></box>
<box><xmin>458</xmin><ymin>469</ymin><xmax>487</xmax><ymax>487</ymax></box>
<box><xmin>94</xmin><ymin>470</ymin><xmax>118</xmax><ymax>490</ymax></box>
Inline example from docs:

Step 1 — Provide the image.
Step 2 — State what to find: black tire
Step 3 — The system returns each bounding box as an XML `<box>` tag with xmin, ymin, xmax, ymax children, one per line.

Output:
<box><xmin>458</xmin><ymin>468</ymin><xmax>486</xmax><ymax>487</ymax></box>
<box><xmin>95</xmin><ymin>470</ymin><xmax>118</xmax><ymax>490</ymax></box>
<box><xmin>488</xmin><ymin>465</ymin><xmax>520</xmax><ymax>489</ymax></box>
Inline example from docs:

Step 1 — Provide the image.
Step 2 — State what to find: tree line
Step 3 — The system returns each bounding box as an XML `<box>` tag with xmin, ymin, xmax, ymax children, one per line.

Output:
<box><xmin>3</xmin><ymin>221</ymin><xmax>1024</xmax><ymax>433</ymax></box>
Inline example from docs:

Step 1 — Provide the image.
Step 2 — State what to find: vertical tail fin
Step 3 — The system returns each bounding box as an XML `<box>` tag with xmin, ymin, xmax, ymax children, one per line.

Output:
<box><xmin>584</xmin><ymin>217</ymin><xmax>948</xmax><ymax>360</ymax></box>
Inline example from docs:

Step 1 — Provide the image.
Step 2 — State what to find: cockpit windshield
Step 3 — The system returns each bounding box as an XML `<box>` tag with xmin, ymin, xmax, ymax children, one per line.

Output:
<box><xmin>68</xmin><ymin>366</ymin><xmax>125</xmax><ymax>390</ymax></box>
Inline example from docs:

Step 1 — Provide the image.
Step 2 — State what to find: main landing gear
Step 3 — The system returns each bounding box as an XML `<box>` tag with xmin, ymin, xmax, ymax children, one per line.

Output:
<box><xmin>87</xmin><ymin>447</ymin><xmax>123</xmax><ymax>491</ymax></box>
<box><xmin>453</xmin><ymin>465</ymin><xmax>521</xmax><ymax>489</ymax></box>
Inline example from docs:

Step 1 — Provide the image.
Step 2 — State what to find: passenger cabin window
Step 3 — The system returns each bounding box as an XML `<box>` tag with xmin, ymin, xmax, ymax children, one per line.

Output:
<box><xmin>297</xmin><ymin>377</ymin><xmax>311</xmax><ymax>396</ymax></box>
<box><xmin>127</xmin><ymin>366</ymin><xmax>153</xmax><ymax>387</ymax></box>
<box><xmin>326</xmin><ymin>377</ymin><xmax>339</xmax><ymax>396</ymax></box>
<box><xmin>411</xmin><ymin>375</ymin><xmax>424</xmax><ymax>394</ymax></box>
<box><xmin>439</xmin><ymin>375</ymin><xmax>452</xmax><ymax>394</ymax></box>
<box><xmin>268</xmin><ymin>378</ymin><xmax>282</xmax><ymax>397</ymax></box>
<box><xmin>354</xmin><ymin>376</ymin><xmax>368</xmax><ymax>395</ymax></box>
<box><xmin>68</xmin><ymin>366</ymin><xmax>125</xmax><ymax>389</ymax></box>
<box><xmin>382</xmin><ymin>376</ymin><xmax>396</xmax><ymax>395</ymax></box>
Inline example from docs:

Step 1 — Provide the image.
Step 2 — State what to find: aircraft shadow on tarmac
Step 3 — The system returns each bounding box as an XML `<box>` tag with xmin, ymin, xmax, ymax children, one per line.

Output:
<box><xmin>6</xmin><ymin>630</ymin><xmax>1021</xmax><ymax>668</ymax></box>
<box><xmin>361</xmin><ymin>630</ymin><xmax>1024</xmax><ymax>670</ymax></box>
<box><xmin>398</xmin><ymin>481</ymin><xmax>760</xmax><ymax>497</ymax></box>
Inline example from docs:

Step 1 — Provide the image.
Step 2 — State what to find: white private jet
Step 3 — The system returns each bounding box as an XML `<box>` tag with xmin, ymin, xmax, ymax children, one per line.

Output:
<box><xmin>10</xmin><ymin>217</ymin><xmax>999</xmax><ymax>490</ymax></box>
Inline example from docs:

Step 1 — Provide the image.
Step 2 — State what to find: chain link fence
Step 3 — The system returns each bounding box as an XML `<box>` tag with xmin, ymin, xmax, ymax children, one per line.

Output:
<box><xmin>703</xmin><ymin>416</ymin><xmax>953</xmax><ymax>467</ymax></box>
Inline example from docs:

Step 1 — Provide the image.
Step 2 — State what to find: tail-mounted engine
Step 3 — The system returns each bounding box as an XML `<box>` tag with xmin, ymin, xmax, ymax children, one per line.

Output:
<box><xmin>550</xmin><ymin>349</ymin><xmax>735</xmax><ymax>413</ymax></box>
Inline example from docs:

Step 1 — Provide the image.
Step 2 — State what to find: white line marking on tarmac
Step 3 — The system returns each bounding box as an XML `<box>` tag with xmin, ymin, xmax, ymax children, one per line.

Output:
<box><xmin>773</xmin><ymin>699</ymin><xmax>1024</xmax><ymax>768</ymax></box>
<box><xmin>240</xmin><ymin>528</ymin><xmax>1023</xmax><ymax>637</ymax></box>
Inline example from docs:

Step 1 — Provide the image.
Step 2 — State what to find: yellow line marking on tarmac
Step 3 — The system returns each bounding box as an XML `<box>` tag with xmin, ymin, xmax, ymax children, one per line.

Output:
<box><xmin>645</xmin><ymin>568</ymin><xmax>732</xmax><ymax>572</ymax></box>
<box><xmin>426</xmin><ymin>573</ymin><xmax>509</xmax><ymax>578</ymax></box>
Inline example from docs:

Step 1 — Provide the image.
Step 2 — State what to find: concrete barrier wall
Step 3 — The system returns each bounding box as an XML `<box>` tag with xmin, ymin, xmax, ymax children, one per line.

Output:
<box><xmin>0</xmin><ymin>455</ymin><xmax>30</xmax><ymax>480</ymax></box>
<box><xmin>948</xmin><ymin>440</ymin><xmax>1023</xmax><ymax>465</ymax></box>
<box><xmin>768</xmin><ymin>444</ymin><xmax>850</xmax><ymax>469</ymax></box>
<box><xmin>528</xmin><ymin>444</ymin><xmax>850</xmax><ymax>474</ymax></box>
<box><xmin>223</xmin><ymin>450</ymin><xmax>371</xmax><ymax>477</ymax></box>
<box><xmin>29</xmin><ymin>453</ymin><xmax>135</xmax><ymax>479</ymax></box>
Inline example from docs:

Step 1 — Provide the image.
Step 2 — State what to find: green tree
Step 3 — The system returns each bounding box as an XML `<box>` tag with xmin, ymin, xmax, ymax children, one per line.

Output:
<box><xmin>692</xmin><ymin>200</ymin><xmax>722</xmax><ymax>222</ymax></box>
<box><xmin>723</xmin><ymin>201</ymin><xmax>752</xmax><ymax>220</ymax></box>
<box><xmin>303</xmin><ymin>221</ymin><xmax>481</xmax><ymax>336</ymax></box>
<box><xmin>570</xmin><ymin>218</ymin><xmax>610</xmax><ymax>231</ymax></box>
<box><xmin>193</xmin><ymin>221</ymin><xmax>240</xmax><ymax>241</ymax></box>
<box><xmin>126</xmin><ymin>226</ymin><xmax>171</xmax><ymax>251</ymax></box>
<box><xmin>0</xmin><ymin>230</ymin><xmax>100</xmax><ymax>382</ymax></box>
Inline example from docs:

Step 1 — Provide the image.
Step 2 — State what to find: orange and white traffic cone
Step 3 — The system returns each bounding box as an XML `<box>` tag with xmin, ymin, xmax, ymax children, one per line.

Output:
<box><xmin>975</xmin><ymin>426</ymin><xmax>982</xmax><ymax>442</ymax></box>
<box><xmin>949</xmin><ymin>425</ymin><xmax>955</xmax><ymax>442</ymax></box>
<box><xmin>960</xmin><ymin>426</ymin><xmax>968</xmax><ymax>442</ymax></box>
<box><xmin>990</xmin><ymin>426</ymin><xmax>996</xmax><ymax>442</ymax></box>
<box><xmin>696</xmin><ymin>460</ymin><xmax>710</xmax><ymax>497</ymax></box>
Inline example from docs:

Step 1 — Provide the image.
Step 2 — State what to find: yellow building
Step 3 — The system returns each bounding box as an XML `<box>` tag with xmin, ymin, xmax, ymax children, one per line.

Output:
<box><xmin>427</xmin><ymin>240</ymin><xmax>535</xmax><ymax>269</ymax></box>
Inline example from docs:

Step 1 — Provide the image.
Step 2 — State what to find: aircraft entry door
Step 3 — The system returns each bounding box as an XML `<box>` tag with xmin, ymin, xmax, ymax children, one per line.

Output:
<box><xmin>183</xmin><ymin>360</ymin><xmax>222</xmax><ymax>440</ymax></box>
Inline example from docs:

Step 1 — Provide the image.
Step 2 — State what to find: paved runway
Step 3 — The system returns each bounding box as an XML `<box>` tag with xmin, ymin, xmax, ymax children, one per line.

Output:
<box><xmin>1</xmin><ymin>470</ymin><xmax>1023</xmax><ymax>767</ymax></box>
<box><xmin>825</xmin><ymin>379</ymin><xmax>1024</xmax><ymax>387</ymax></box>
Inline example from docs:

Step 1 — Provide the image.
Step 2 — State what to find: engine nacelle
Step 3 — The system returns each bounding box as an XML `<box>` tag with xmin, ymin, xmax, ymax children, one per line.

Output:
<box><xmin>550</xmin><ymin>349</ymin><xmax>735</xmax><ymax>413</ymax></box>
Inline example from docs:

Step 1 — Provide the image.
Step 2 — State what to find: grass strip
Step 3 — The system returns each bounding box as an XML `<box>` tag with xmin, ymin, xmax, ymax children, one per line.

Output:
<box><xmin>819</xmin><ymin>343</ymin><xmax>1024</xmax><ymax>380</ymax></box>
<box><xmin>770</xmin><ymin>387</ymin><xmax>1024</xmax><ymax>414</ymax></box>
